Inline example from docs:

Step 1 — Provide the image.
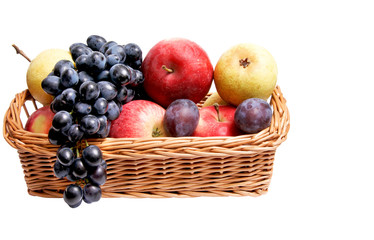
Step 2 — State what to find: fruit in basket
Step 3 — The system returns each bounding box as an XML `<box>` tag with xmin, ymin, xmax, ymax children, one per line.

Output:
<box><xmin>27</xmin><ymin>49</ymin><xmax>73</xmax><ymax>105</ymax></box>
<box><xmin>192</xmin><ymin>104</ymin><xmax>242</xmax><ymax>137</ymax></box>
<box><xmin>109</xmin><ymin>100</ymin><xmax>167</xmax><ymax>138</ymax></box>
<box><xmin>24</xmin><ymin>105</ymin><xmax>55</xmax><ymax>134</ymax></box>
<box><xmin>214</xmin><ymin>43</ymin><xmax>277</xmax><ymax>106</ymax></box>
<box><xmin>234</xmin><ymin>98</ymin><xmax>272</xmax><ymax>134</ymax></box>
<box><xmin>163</xmin><ymin>99</ymin><xmax>200</xmax><ymax>137</ymax></box>
<box><xmin>142</xmin><ymin>38</ymin><xmax>213</xmax><ymax>107</ymax></box>
<box><xmin>202</xmin><ymin>92</ymin><xmax>229</xmax><ymax>107</ymax></box>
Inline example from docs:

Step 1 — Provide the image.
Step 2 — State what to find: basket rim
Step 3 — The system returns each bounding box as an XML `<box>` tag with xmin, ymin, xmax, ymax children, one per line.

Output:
<box><xmin>3</xmin><ymin>86</ymin><xmax>290</xmax><ymax>156</ymax></box>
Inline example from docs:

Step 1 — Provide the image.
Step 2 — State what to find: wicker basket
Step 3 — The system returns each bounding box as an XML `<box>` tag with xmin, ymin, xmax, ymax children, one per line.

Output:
<box><xmin>3</xmin><ymin>86</ymin><xmax>290</xmax><ymax>198</ymax></box>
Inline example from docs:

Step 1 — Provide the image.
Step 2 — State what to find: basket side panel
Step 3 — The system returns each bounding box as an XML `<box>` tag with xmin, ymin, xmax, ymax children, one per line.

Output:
<box><xmin>18</xmin><ymin>149</ymin><xmax>275</xmax><ymax>198</ymax></box>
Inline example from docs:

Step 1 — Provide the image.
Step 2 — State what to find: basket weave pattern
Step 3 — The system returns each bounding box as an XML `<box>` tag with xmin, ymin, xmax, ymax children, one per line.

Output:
<box><xmin>3</xmin><ymin>86</ymin><xmax>290</xmax><ymax>198</ymax></box>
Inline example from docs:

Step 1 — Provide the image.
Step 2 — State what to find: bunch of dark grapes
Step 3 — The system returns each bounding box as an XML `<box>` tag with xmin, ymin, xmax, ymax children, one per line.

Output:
<box><xmin>42</xmin><ymin>35</ymin><xmax>145</xmax><ymax>208</ymax></box>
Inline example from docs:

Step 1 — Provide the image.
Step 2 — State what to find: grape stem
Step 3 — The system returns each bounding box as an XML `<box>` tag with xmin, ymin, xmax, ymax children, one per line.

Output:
<box><xmin>76</xmin><ymin>147</ymin><xmax>80</xmax><ymax>158</ymax></box>
<box><xmin>213</xmin><ymin>103</ymin><xmax>222</xmax><ymax>122</ymax></box>
<box><xmin>12</xmin><ymin>44</ymin><xmax>31</xmax><ymax>62</ymax></box>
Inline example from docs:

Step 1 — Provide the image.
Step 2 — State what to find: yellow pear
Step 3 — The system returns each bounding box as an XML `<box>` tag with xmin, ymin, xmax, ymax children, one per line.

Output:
<box><xmin>202</xmin><ymin>92</ymin><xmax>229</xmax><ymax>107</ymax></box>
<box><xmin>26</xmin><ymin>49</ymin><xmax>73</xmax><ymax>105</ymax></box>
<box><xmin>214</xmin><ymin>43</ymin><xmax>277</xmax><ymax>106</ymax></box>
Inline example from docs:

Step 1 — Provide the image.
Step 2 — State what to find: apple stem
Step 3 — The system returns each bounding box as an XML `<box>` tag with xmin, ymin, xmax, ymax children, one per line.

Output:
<box><xmin>152</xmin><ymin>127</ymin><xmax>163</xmax><ymax>137</ymax></box>
<box><xmin>213</xmin><ymin>103</ymin><xmax>222</xmax><ymax>122</ymax></box>
<box><xmin>162</xmin><ymin>65</ymin><xmax>174</xmax><ymax>73</ymax></box>
<box><xmin>12</xmin><ymin>44</ymin><xmax>31</xmax><ymax>62</ymax></box>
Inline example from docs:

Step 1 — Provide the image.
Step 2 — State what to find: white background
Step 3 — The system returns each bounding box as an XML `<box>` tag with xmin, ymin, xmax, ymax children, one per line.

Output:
<box><xmin>1</xmin><ymin>0</ymin><xmax>373</xmax><ymax>239</ymax></box>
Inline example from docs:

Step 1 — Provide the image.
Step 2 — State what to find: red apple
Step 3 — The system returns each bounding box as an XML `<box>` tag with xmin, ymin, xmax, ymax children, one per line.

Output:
<box><xmin>109</xmin><ymin>100</ymin><xmax>168</xmax><ymax>138</ymax></box>
<box><xmin>142</xmin><ymin>38</ymin><xmax>213</xmax><ymax>107</ymax></box>
<box><xmin>192</xmin><ymin>104</ymin><xmax>242</xmax><ymax>137</ymax></box>
<box><xmin>24</xmin><ymin>105</ymin><xmax>55</xmax><ymax>134</ymax></box>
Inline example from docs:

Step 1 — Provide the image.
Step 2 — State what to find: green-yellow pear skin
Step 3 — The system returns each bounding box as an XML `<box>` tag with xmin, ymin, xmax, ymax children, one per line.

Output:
<box><xmin>26</xmin><ymin>49</ymin><xmax>73</xmax><ymax>105</ymax></box>
<box><xmin>202</xmin><ymin>92</ymin><xmax>229</xmax><ymax>107</ymax></box>
<box><xmin>214</xmin><ymin>43</ymin><xmax>277</xmax><ymax>106</ymax></box>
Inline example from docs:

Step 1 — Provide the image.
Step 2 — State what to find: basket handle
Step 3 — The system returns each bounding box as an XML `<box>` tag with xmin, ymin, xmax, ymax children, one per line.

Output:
<box><xmin>270</xmin><ymin>86</ymin><xmax>290</xmax><ymax>146</ymax></box>
<box><xmin>3</xmin><ymin>90</ymin><xmax>33</xmax><ymax>149</ymax></box>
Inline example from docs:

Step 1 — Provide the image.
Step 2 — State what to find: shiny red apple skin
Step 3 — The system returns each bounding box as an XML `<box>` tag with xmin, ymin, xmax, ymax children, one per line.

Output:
<box><xmin>24</xmin><ymin>105</ymin><xmax>55</xmax><ymax>134</ymax></box>
<box><xmin>192</xmin><ymin>105</ymin><xmax>242</xmax><ymax>137</ymax></box>
<box><xmin>109</xmin><ymin>100</ymin><xmax>167</xmax><ymax>138</ymax></box>
<box><xmin>142</xmin><ymin>38</ymin><xmax>213</xmax><ymax>107</ymax></box>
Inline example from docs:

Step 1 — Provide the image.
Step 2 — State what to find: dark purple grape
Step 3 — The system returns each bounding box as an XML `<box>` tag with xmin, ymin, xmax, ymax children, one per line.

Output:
<box><xmin>106</xmin><ymin>54</ymin><xmax>121</xmax><ymax>69</ymax></box>
<box><xmin>60</xmin><ymin>88</ymin><xmax>78</xmax><ymax>107</ymax></box>
<box><xmin>95</xmin><ymin>115</ymin><xmax>108</xmax><ymax>135</ymax></box>
<box><xmin>70</xmin><ymin>45</ymin><xmax>92</xmax><ymax>61</ymax></box>
<box><xmin>51</xmin><ymin>91</ymin><xmax>76</xmax><ymax>113</ymax></box>
<box><xmin>79</xmin><ymin>81</ymin><xmax>100</xmax><ymax>102</ymax></box>
<box><xmin>96</xmin><ymin>70</ymin><xmax>110</xmax><ymax>82</ymax></box>
<box><xmin>163</xmin><ymin>99</ymin><xmax>199</xmax><ymax>137</ymax></box>
<box><xmin>57</xmin><ymin>147</ymin><xmax>74</xmax><ymax>166</ymax></box>
<box><xmin>99</xmin><ymin>41</ymin><xmax>117</xmax><ymax>54</ymax></box>
<box><xmin>124</xmin><ymin>43</ymin><xmax>142</xmax><ymax>62</ymax></box>
<box><xmin>123</xmin><ymin>88</ymin><xmax>135</xmax><ymax>103</ymax></box>
<box><xmin>130</xmin><ymin>69</ymin><xmax>144</xmax><ymax>87</ymax></box>
<box><xmin>116</xmin><ymin>85</ymin><xmax>128</xmax><ymax>103</ymax></box>
<box><xmin>98</xmin><ymin>81</ymin><xmax>117</xmax><ymax>101</ymax></box>
<box><xmin>115</xmin><ymin>101</ymin><xmax>123</xmax><ymax>113</ymax></box>
<box><xmin>234</xmin><ymin>98</ymin><xmax>272</xmax><ymax>134</ymax></box>
<box><xmin>83</xmin><ymin>184</ymin><xmax>102</xmax><ymax>203</ymax></box>
<box><xmin>74</xmin><ymin>102</ymin><xmax>92</xmax><ymax>117</ymax></box>
<box><xmin>80</xmin><ymin>114</ymin><xmax>100</xmax><ymax>135</ymax></box>
<box><xmin>52</xmin><ymin>111</ymin><xmax>73</xmax><ymax>131</ymax></box>
<box><xmin>93</xmin><ymin>97</ymin><xmax>108</xmax><ymax>115</ymax></box>
<box><xmin>60</xmin><ymin>68</ymin><xmax>79</xmax><ymax>88</ymax></box>
<box><xmin>41</xmin><ymin>75</ymin><xmax>63</xmax><ymax>96</ymax></box>
<box><xmin>88</xmin><ymin>165</ymin><xmax>107</xmax><ymax>186</ymax></box>
<box><xmin>67</xmin><ymin>124</ymin><xmax>84</xmax><ymax>143</ymax></box>
<box><xmin>86</xmin><ymin>51</ymin><xmax>106</xmax><ymax>75</ymax></box>
<box><xmin>109</xmin><ymin>64</ymin><xmax>131</xmax><ymax>86</ymax></box>
<box><xmin>78</xmin><ymin>71</ymin><xmax>94</xmax><ymax>87</ymax></box>
<box><xmin>105</xmin><ymin>45</ymin><xmax>126</xmax><ymax>62</ymax></box>
<box><xmin>66</xmin><ymin>168</ymin><xmax>79</xmax><ymax>182</ymax></box>
<box><xmin>69</xmin><ymin>43</ymin><xmax>87</xmax><ymax>52</ymax></box>
<box><xmin>128</xmin><ymin>59</ymin><xmax>142</xmax><ymax>70</ymax></box>
<box><xmin>101</xmin><ymin>160</ymin><xmax>107</xmax><ymax>170</ymax></box>
<box><xmin>72</xmin><ymin>158</ymin><xmax>87</xmax><ymax>179</ymax></box>
<box><xmin>106</xmin><ymin>101</ymin><xmax>120</xmax><ymax>120</ymax></box>
<box><xmin>48</xmin><ymin>127</ymin><xmax>67</xmax><ymax>145</ymax></box>
<box><xmin>87</xmin><ymin>35</ymin><xmax>107</xmax><ymax>51</ymax></box>
<box><xmin>75</xmin><ymin>55</ymin><xmax>89</xmax><ymax>72</ymax></box>
<box><xmin>50</xmin><ymin>95</ymin><xmax>64</xmax><ymax>113</ymax></box>
<box><xmin>82</xmin><ymin>145</ymin><xmax>102</xmax><ymax>167</ymax></box>
<box><xmin>53</xmin><ymin>60</ymin><xmax>75</xmax><ymax>77</ymax></box>
<box><xmin>63</xmin><ymin>184</ymin><xmax>83</xmax><ymax>208</ymax></box>
<box><xmin>95</xmin><ymin>120</ymin><xmax>111</xmax><ymax>138</ymax></box>
<box><xmin>53</xmin><ymin>160</ymin><xmax>69</xmax><ymax>178</ymax></box>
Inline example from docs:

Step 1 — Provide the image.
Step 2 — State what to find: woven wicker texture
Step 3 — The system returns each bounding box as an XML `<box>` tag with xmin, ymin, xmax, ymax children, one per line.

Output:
<box><xmin>3</xmin><ymin>86</ymin><xmax>290</xmax><ymax>198</ymax></box>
